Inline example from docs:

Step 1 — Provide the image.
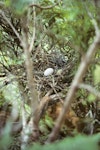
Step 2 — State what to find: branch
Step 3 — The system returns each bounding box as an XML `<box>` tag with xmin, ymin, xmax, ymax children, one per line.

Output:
<box><xmin>29</xmin><ymin>7</ymin><xmax>36</xmax><ymax>52</ymax></box>
<box><xmin>47</xmin><ymin>20</ymin><xmax>100</xmax><ymax>143</ymax></box>
<box><xmin>78</xmin><ymin>83</ymin><xmax>100</xmax><ymax>98</ymax></box>
<box><xmin>30</xmin><ymin>0</ymin><xmax>61</xmax><ymax>10</ymax></box>
<box><xmin>0</xmin><ymin>10</ymin><xmax>22</xmax><ymax>44</ymax></box>
<box><xmin>33</xmin><ymin>95</ymin><xmax>52</xmax><ymax>128</ymax></box>
<box><xmin>20</xmin><ymin>13</ymin><xmax>40</xmax><ymax>141</ymax></box>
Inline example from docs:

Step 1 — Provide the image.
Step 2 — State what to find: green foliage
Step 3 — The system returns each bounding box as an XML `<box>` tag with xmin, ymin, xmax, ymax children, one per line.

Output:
<box><xmin>39</xmin><ymin>114</ymin><xmax>54</xmax><ymax>135</ymax></box>
<box><xmin>87</xmin><ymin>93</ymin><xmax>95</xmax><ymax>103</ymax></box>
<box><xmin>28</xmin><ymin>134</ymin><xmax>100</xmax><ymax>150</ymax></box>
<box><xmin>5</xmin><ymin>0</ymin><xmax>33</xmax><ymax>15</ymax></box>
<box><xmin>2</xmin><ymin>78</ymin><xmax>21</xmax><ymax>103</ymax></box>
<box><xmin>0</xmin><ymin>0</ymin><xmax>100</xmax><ymax>148</ymax></box>
<box><xmin>93</xmin><ymin>65</ymin><xmax>100</xmax><ymax>84</ymax></box>
<box><xmin>0</xmin><ymin>122</ymin><xmax>13</xmax><ymax>149</ymax></box>
<box><xmin>44</xmin><ymin>114</ymin><xmax>54</xmax><ymax>129</ymax></box>
<box><xmin>37</xmin><ymin>0</ymin><xmax>95</xmax><ymax>52</ymax></box>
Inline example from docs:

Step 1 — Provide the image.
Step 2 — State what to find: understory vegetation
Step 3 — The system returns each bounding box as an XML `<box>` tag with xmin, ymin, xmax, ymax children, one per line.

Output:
<box><xmin>0</xmin><ymin>0</ymin><xmax>100</xmax><ymax>150</ymax></box>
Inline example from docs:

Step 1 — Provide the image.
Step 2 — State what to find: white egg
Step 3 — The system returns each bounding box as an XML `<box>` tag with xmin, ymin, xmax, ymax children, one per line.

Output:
<box><xmin>44</xmin><ymin>68</ymin><xmax>54</xmax><ymax>76</ymax></box>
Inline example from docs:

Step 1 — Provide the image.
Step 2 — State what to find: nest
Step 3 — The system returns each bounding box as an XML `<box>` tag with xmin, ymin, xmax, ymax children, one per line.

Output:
<box><xmin>32</xmin><ymin>49</ymin><xmax>78</xmax><ymax>97</ymax></box>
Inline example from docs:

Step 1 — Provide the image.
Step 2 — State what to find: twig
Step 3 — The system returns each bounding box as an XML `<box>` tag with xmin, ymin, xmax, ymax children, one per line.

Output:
<box><xmin>30</xmin><ymin>4</ymin><xmax>56</xmax><ymax>9</ymax></box>
<box><xmin>21</xmin><ymin>13</ymin><xmax>39</xmax><ymax>141</ymax></box>
<box><xmin>87</xmin><ymin>11</ymin><xmax>99</xmax><ymax>36</ymax></box>
<box><xmin>21</xmin><ymin>101</ymin><xmax>29</xmax><ymax>150</ymax></box>
<box><xmin>30</xmin><ymin>0</ymin><xmax>61</xmax><ymax>9</ymax></box>
<box><xmin>78</xmin><ymin>83</ymin><xmax>100</xmax><ymax>98</ymax></box>
<box><xmin>0</xmin><ymin>10</ymin><xmax>22</xmax><ymax>44</ymax></box>
<box><xmin>29</xmin><ymin>7</ymin><xmax>36</xmax><ymax>52</ymax></box>
<box><xmin>0</xmin><ymin>61</ymin><xmax>11</xmax><ymax>72</ymax></box>
<box><xmin>47</xmin><ymin>18</ymin><xmax>100</xmax><ymax>143</ymax></box>
<box><xmin>49</xmin><ymin>76</ymin><xmax>63</xmax><ymax>103</ymax></box>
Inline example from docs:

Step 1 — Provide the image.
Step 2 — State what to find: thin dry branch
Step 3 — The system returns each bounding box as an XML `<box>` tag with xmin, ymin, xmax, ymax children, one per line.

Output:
<box><xmin>29</xmin><ymin>7</ymin><xmax>36</xmax><ymax>52</ymax></box>
<box><xmin>30</xmin><ymin>4</ymin><xmax>56</xmax><ymax>9</ymax></box>
<box><xmin>0</xmin><ymin>8</ymin><xmax>40</xmax><ymax>142</ymax></box>
<box><xmin>30</xmin><ymin>0</ymin><xmax>61</xmax><ymax>9</ymax></box>
<box><xmin>47</xmin><ymin>19</ymin><xmax>100</xmax><ymax>143</ymax></box>
<box><xmin>21</xmin><ymin>14</ymin><xmax>40</xmax><ymax>142</ymax></box>
<box><xmin>0</xmin><ymin>10</ymin><xmax>22</xmax><ymax>43</ymax></box>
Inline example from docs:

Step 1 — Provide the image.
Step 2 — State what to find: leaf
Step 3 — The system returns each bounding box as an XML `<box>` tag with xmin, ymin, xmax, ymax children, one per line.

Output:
<box><xmin>45</xmin><ymin>114</ymin><xmax>54</xmax><ymax>129</ymax></box>
<box><xmin>29</xmin><ymin>134</ymin><xmax>100</xmax><ymax>150</ymax></box>
<box><xmin>39</xmin><ymin>120</ymin><xmax>49</xmax><ymax>135</ymax></box>
<box><xmin>87</xmin><ymin>94</ymin><xmax>95</xmax><ymax>102</ymax></box>
<box><xmin>0</xmin><ymin>122</ymin><xmax>13</xmax><ymax>149</ymax></box>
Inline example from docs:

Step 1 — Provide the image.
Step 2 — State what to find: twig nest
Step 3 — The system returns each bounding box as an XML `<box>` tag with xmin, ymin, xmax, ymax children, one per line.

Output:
<box><xmin>56</xmin><ymin>69</ymin><xmax>63</xmax><ymax>75</ymax></box>
<box><xmin>44</xmin><ymin>68</ymin><xmax>54</xmax><ymax>76</ymax></box>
